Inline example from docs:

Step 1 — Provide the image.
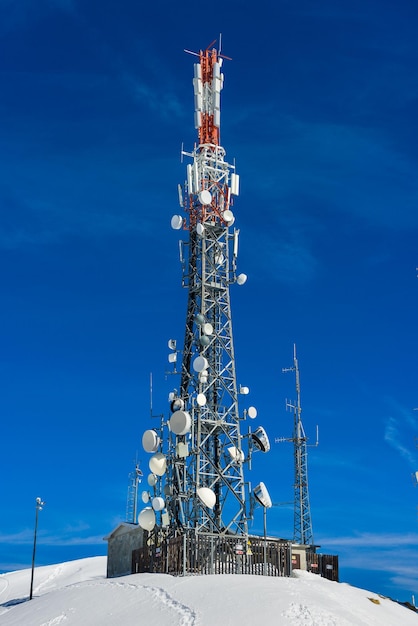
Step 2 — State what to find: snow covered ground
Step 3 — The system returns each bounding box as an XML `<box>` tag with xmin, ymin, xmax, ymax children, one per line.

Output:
<box><xmin>0</xmin><ymin>556</ymin><xmax>416</xmax><ymax>625</ymax></box>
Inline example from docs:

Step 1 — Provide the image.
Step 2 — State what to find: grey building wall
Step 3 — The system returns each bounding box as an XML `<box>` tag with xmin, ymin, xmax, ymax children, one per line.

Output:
<box><xmin>105</xmin><ymin>524</ymin><xmax>145</xmax><ymax>578</ymax></box>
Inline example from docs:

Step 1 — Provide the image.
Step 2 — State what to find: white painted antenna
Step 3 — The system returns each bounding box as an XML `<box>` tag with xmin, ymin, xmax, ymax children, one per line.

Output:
<box><xmin>177</xmin><ymin>184</ymin><xmax>184</xmax><ymax>207</ymax></box>
<box><xmin>233</xmin><ymin>229</ymin><xmax>239</xmax><ymax>258</ymax></box>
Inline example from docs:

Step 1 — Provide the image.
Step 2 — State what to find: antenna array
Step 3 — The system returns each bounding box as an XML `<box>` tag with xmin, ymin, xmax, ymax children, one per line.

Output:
<box><xmin>137</xmin><ymin>43</ymin><xmax>271</xmax><ymax>544</ymax></box>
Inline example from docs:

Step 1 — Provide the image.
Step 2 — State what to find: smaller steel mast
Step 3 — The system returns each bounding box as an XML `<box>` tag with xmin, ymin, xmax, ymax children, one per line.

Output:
<box><xmin>281</xmin><ymin>344</ymin><xmax>317</xmax><ymax>546</ymax></box>
<box><xmin>126</xmin><ymin>460</ymin><xmax>143</xmax><ymax>524</ymax></box>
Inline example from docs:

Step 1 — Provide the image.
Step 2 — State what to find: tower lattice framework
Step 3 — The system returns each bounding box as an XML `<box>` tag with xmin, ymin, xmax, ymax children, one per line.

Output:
<box><xmin>138</xmin><ymin>44</ymin><xmax>271</xmax><ymax>549</ymax></box>
<box><xmin>168</xmin><ymin>44</ymin><xmax>248</xmax><ymax>537</ymax></box>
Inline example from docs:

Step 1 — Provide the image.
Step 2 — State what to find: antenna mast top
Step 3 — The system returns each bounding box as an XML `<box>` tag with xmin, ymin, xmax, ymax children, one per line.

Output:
<box><xmin>184</xmin><ymin>41</ymin><xmax>231</xmax><ymax>146</ymax></box>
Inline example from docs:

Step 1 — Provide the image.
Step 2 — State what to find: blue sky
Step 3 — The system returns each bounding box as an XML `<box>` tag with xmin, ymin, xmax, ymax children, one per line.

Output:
<box><xmin>1</xmin><ymin>0</ymin><xmax>418</xmax><ymax>602</ymax></box>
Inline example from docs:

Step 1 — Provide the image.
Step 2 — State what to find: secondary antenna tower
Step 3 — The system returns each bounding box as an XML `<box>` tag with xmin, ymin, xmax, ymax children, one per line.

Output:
<box><xmin>138</xmin><ymin>42</ymin><xmax>271</xmax><ymax>543</ymax></box>
<box><xmin>279</xmin><ymin>344</ymin><xmax>316</xmax><ymax>546</ymax></box>
<box><xmin>126</xmin><ymin>461</ymin><xmax>143</xmax><ymax>524</ymax></box>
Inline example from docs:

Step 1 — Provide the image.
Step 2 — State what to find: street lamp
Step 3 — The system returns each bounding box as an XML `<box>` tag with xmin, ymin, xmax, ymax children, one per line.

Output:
<box><xmin>29</xmin><ymin>497</ymin><xmax>45</xmax><ymax>600</ymax></box>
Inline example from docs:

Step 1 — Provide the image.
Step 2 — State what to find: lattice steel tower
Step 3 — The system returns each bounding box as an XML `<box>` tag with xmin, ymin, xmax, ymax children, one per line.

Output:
<box><xmin>138</xmin><ymin>43</ymin><xmax>271</xmax><ymax>541</ymax></box>
<box><xmin>281</xmin><ymin>344</ymin><xmax>316</xmax><ymax>546</ymax></box>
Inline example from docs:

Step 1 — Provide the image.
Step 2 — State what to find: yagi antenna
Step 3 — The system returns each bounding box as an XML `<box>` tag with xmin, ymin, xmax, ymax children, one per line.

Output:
<box><xmin>184</xmin><ymin>48</ymin><xmax>200</xmax><ymax>57</ymax></box>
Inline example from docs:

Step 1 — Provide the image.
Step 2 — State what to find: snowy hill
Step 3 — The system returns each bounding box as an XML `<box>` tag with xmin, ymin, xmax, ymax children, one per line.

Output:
<box><xmin>0</xmin><ymin>557</ymin><xmax>416</xmax><ymax>625</ymax></box>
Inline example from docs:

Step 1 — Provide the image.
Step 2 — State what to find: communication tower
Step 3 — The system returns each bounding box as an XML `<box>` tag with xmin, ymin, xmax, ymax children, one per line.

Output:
<box><xmin>278</xmin><ymin>344</ymin><xmax>317</xmax><ymax>546</ymax></box>
<box><xmin>138</xmin><ymin>42</ymin><xmax>271</xmax><ymax>545</ymax></box>
<box><xmin>125</xmin><ymin>461</ymin><xmax>143</xmax><ymax>524</ymax></box>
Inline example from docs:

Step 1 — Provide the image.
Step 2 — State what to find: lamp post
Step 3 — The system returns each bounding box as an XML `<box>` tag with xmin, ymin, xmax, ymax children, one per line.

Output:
<box><xmin>29</xmin><ymin>497</ymin><xmax>45</xmax><ymax>600</ymax></box>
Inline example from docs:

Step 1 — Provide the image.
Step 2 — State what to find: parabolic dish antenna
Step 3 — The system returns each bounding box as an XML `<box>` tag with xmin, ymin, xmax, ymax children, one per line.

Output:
<box><xmin>195</xmin><ymin>313</ymin><xmax>205</xmax><ymax>325</ymax></box>
<box><xmin>141</xmin><ymin>490</ymin><xmax>149</xmax><ymax>503</ymax></box>
<box><xmin>170</xmin><ymin>397</ymin><xmax>185</xmax><ymax>412</ymax></box>
<box><xmin>227</xmin><ymin>446</ymin><xmax>244</xmax><ymax>463</ymax></box>
<box><xmin>202</xmin><ymin>322</ymin><xmax>213</xmax><ymax>336</ymax></box>
<box><xmin>196</xmin><ymin>393</ymin><xmax>207</xmax><ymax>406</ymax></box>
<box><xmin>252</xmin><ymin>426</ymin><xmax>270</xmax><ymax>453</ymax></box>
<box><xmin>223</xmin><ymin>209</ymin><xmax>234</xmax><ymax>224</ymax></box>
<box><xmin>196</xmin><ymin>222</ymin><xmax>205</xmax><ymax>236</ymax></box>
<box><xmin>197</xmin><ymin>486</ymin><xmax>216</xmax><ymax>509</ymax></box>
<box><xmin>171</xmin><ymin>214</ymin><xmax>183</xmax><ymax>230</ymax></box>
<box><xmin>142</xmin><ymin>429</ymin><xmax>160</xmax><ymax>453</ymax></box>
<box><xmin>193</xmin><ymin>355</ymin><xmax>209</xmax><ymax>372</ymax></box>
<box><xmin>138</xmin><ymin>507</ymin><xmax>156</xmax><ymax>531</ymax></box>
<box><xmin>200</xmin><ymin>335</ymin><xmax>210</xmax><ymax>347</ymax></box>
<box><xmin>237</xmin><ymin>273</ymin><xmax>247</xmax><ymax>285</ymax></box>
<box><xmin>147</xmin><ymin>473</ymin><xmax>157</xmax><ymax>487</ymax></box>
<box><xmin>149</xmin><ymin>452</ymin><xmax>167</xmax><ymax>476</ymax></box>
<box><xmin>247</xmin><ymin>406</ymin><xmax>257</xmax><ymax>419</ymax></box>
<box><xmin>199</xmin><ymin>190</ymin><xmax>212</xmax><ymax>205</ymax></box>
<box><xmin>152</xmin><ymin>496</ymin><xmax>165</xmax><ymax>512</ymax></box>
<box><xmin>253</xmin><ymin>482</ymin><xmax>272</xmax><ymax>508</ymax></box>
<box><xmin>170</xmin><ymin>410</ymin><xmax>191</xmax><ymax>435</ymax></box>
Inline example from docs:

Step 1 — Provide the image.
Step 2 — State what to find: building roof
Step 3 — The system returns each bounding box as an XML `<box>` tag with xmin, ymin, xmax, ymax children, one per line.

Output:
<box><xmin>103</xmin><ymin>522</ymin><xmax>139</xmax><ymax>541</ymax></box>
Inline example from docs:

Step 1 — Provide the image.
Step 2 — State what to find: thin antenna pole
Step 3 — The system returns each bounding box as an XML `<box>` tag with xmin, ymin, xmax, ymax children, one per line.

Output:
<box><xmin>281</xmin><ymin>345</ymin><xmax>314</xmax><ymax>547</ymax></box>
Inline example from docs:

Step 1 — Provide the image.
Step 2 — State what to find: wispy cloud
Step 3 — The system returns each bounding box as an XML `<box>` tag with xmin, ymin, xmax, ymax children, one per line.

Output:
<box><xmin>123</xmin><ymin>72</ymin><xmax>183</xmax><ymax>120</ymax></box>
<box><xmin>343</xmin><ymin>548</ymin><xmax>418</xmax><ymax>588</ymax></box>
<box><xmin>41</xmin><ymin>534</ymin><xmax>105</xmax><ymax>546</ymax></box>
<box><xmin>384</xmin><ymin>417</ymin><xmax>416</xmax><ymax>468</ymax></box>
<box><xmin>319</xmin><ymin>531</ymin><xmax>418</xmax><ymax>548</ymax></box>
<box><xmin>0</xmin><ymin>526</ymin><xmax>104</xmax><ymax>547</ymax></box>
<box><xmin>0</xmin><ymin>135</ymin><xmax>175</xmax><ymax>249</ymax></box>
<box><xmin>283</xmin><ymin>119</ymin><xmax>418</xmax><ymax>230</ymax></box>
<box><xmin>230</xmin><ymin>106</ymin><xmax>418</xmax><ymax>287</ymax></box>
<box><xmin>0</xmin><ymin>529</ymin><xmax>33</xmax><ymax>545</ymax></box>
<box><xmin>318</xmin><ymin>532</ymin><xmax>418</xmax><ymax>593</ymax></box>
<box><xmin>235</xmin><ymin>108</ymin><xmax>418</xmax><ymax>233</ymax></box>
<box><xmin>385</xmin><ymin>398</ymin><xmax>418</xmax><ymax>431</ymax></box>
<box><xmin>256</xmin><ymin>231</ymin><xmax>319</xmax><ymax>286</ymax></box>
